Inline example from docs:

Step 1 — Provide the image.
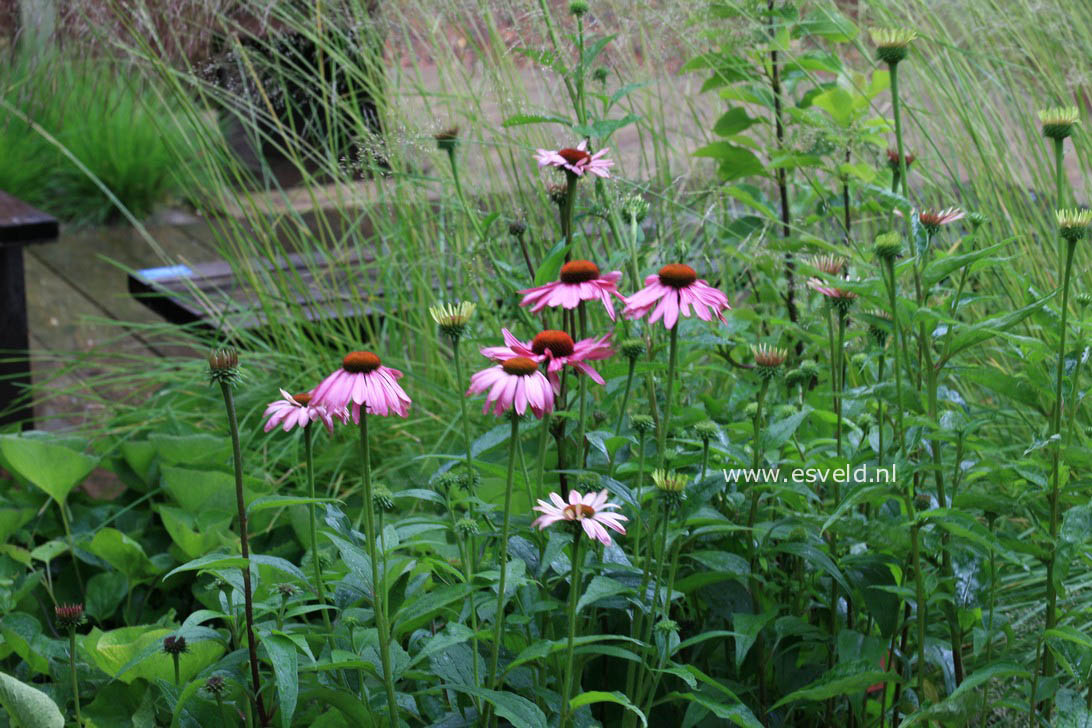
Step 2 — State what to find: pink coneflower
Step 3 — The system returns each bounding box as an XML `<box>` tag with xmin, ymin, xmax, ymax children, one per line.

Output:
<box><xmin>311</xmin><ymin>351</ymin><xmax>411</xmax><ymax>421</ymax></box>
<box><xmin>807</xmin><ymin>278</ymin><xmax>859</xmax><ymax>300</ymax></box>
<box><xmin>532</xmin><ymin>489</ymin><xmax>629</xmax><ymax>546</ymax></box>
<box><xmin>518</xmin><ymin>260</ymin><xmax>625</xmax><ymax>320</ymax></box>
<box><xmin>918</xmin><ymin>207</ymin><xmax>965</xmax><ymax>234</ymax></box>
<box><xmin>467</xmin><ymin>356</ymin><xmax>555</xmax><ymax>418</ymax></box>
<box><xmin>535</xmin><ymin>140</ymin><xmax>614</xmax><ymax>178</ymax></box>
<box><xmin>622</xmin><ymin>264</ymin><xmax>731</xmax><ymax>329</ymax></box>
<box><xmin>263</xmin><ymin>389</ymin><xmax>346</xmax><ymax>434</ymax></box>
<box><xmin>481</xmin><ymin>329</ymin><xmax>613</xmax><ymax>390</ymax></box>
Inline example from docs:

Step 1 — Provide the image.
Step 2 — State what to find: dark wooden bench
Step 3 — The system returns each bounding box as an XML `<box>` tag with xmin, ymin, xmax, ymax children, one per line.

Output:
<box><xmin>0</xmin><ymin>192</ymin><xmax>59</xmax><ymax>429</ymax></box>
<box><xmin>127</xmin><ymin>249</ymin><xmax>382</xmax><ymax>332</ymax></box>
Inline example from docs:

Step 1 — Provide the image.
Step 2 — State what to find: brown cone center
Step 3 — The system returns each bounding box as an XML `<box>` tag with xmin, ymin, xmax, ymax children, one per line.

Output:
<box><xmin>501</xmin><ymin>357</ymin><xmax>539</xmax><ymax>376</ymax></box>
<box><xmin>559</xmin><ymin>260</ymin><xmax>601</xmax><ymax>283</ymax></box>
<box><xmin>292</xmin><ymin>393</ymin><xmax>312</xmax><ymax>406</ymax></box>
<box><xmin>564</xmin><ymin>503</ymin><xmax>596</xmax><ymax>519</ymax></box>
<box><xmin>558</xmin><ymin>147</ymin><xmax>590</xmax><ymax>165</ymax></box>
<box><xmin>532</xmin><ymin>330</ymin><xmax>575</xmax><ymax>358</ymax></box>
<box><xmin>342</xmin><ymin>351</ymin><xmax>381</xmax><ymax>373</ymax></box>
<box><xmin>658</xmin><ymin>263</ymin><xmax>697</xmax><ymax>288</ymax></box>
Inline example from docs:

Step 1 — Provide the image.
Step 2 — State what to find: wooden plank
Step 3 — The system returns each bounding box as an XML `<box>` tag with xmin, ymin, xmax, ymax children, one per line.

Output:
<box><xmin>0</xmin><ymin>191</ymin><xmax>59</xmax><ymax>246</ymax></box>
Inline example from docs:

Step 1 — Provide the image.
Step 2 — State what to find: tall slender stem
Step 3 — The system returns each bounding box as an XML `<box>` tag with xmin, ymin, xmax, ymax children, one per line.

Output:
<box><xmin>357</xmin><ymin>412</ymin><xmax>399</xmax><ymax>728</ymax></box>
<box><xmin>911</xmin><ymin>522</ymin><xmax>925</xmax><ymax>700</ymax></box>
<box><xmin>613</xmin><ymin>357</ymin><xmax>637</xmax><ymax>438</ymax></box>
<box><xmin>1044</xmin><ymin>238</ymin><xmax>1077</xmax><ymax>690</ymax></box>
<box><xmin>488</xmin><ymin>416</ymin><xmax>521</xmax><ymax>692</ymax></box>
<box><xmin>304</xmin><ymin>426</ymin><xmax>332</xmax><ymax>635</ymax></box>
<box><xmin>219</xmin><ymin>381</ymin><xmax>267</xmax><ymax>727</ymax></box>
<box><xmin>69</xmin><ymin>628</ymin><xmax>81</xmax><ymax>726</ymax></box>
<box><xmin>884</xmin><ymin>260</ymin><xmax>905</xmax><ymax>456</ymax></box>
<box><xmin>659</xmin><ymin>325</ymin><xmax>680</xmax><ymax>465</ymax></box>
<box><xmin>58</xmin><ymin>504</ymin><xmax>84</xmax><ymax>595</ymax></box>
<box><xmin>768</xmin><ymin>0</ymin><xmax>797</xmax><ymax>328</ymax></box>
<box><xmin>576</xmin><ymin>304</ymin><xmax>589</xmax><ymax>467</ymax></box>
<box><xmin>559</xmin><ymin>530</ymin><xmax>584</xmax><ymax>728</ymax></box>
<box><xmin>891</xmin><ymin>63</ymin><xmax>909</xmax><ymax>201</ymax></box>
<box><xmin>453</xmin><ymin>338</ymin><xmax>476</xmax><ymax>481</ymax></box>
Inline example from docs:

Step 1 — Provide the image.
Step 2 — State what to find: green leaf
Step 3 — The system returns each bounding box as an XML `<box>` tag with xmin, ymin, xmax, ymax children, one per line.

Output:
<box><xmin>297</xmin><ymin>688</ymin><xmax>376</xmax><ymax>727</ymax></box>
<box><xmin>502</xmin><ymin>113</ymin><xmax>572</xmax><ymax>128</ymax></box>
<box><xmin>534</xmin><ymin>240</ymin><xmax>572</xmax><ymax>286</ymax></box>
<box><xmin>440</xmin><ymin>686</ymin><xmax>547</xmax><ymax>728</ymax></box>
<box><xmin>771</xmin><ymin>659</ymin><xmax>899</xmax><ymax>709</ymax></box>
<box><xmin>573</xmin><ymin>114</ymin><xmax>640</xmax><ymax>140</ymax></box>
<box><xmin>85</xmin><ymin>625</ymin><xmax>224</xmax><ymax>684</ymax></box>
<box><xmin>713</xmin><ymin>108</ymin><xmax>759</xmax><ymax>137</ymax></box>
<box><xmin>811</xmin><ymin>87</ymin><xmax>855</xmax><ymax>126</ymax></box>
<box><xmin>693</xmin><ymin>142</ymin><xmax>765</xmax><ymax>180</ymax></box>
<box><xmin>392</xmin><ymin>584</ymin><xmax>471</xmax><ymax>638</ymax></box>
<box><xmin>922</xmin><ymin>242</ymin><xmax>1007</xmax><ymax>289</ymax></box>
<box><xmin>87</xmin><ymin>528</ymin><xmax>159</xmax><ymax>582</ymax></box>
<box><xmin>898</xmin><ymin>662</ymin><xmax>1028</xmax><ymax>726</ymax></box>
<box><xmin>733</xmin><ymin>612</ymin><xmax>775</xmax><ymax>667</ymax></box>
<box><xmin>942</xmin><ymin>292</ymin><xmax>1054</xmax><ymax>363</ymax></box>
<box><xmin>666</xmin><ymin>691</ymin><xmax>763</xmax><ymax>727</ymax></box>
<box><xmin>248</xmin><ymin>495</ymin><xmax>341</xmax><ymax>513</ymax></box>
<box><xmin>761</xmin><ymin>405</ymin><xmax>813</xmax><ymax>450</ymax></box>
<box><xmin>570</xmin><ymin>691</ymin><xmax>646</xmax><ymax>726</ymax></box>
<box><xmin>0</xmin><ymin>435</ymin><xmax>98</xmax><ymax>505</ymax></box>
<box><xmin>576</xmin><ymin>575</ymin><xmax>634</xmax><ymax>613</ymax></box>
<box><xmin>0</xmin><ymin>671</ymin><xmax>64</xmax><ymax>728</ymax></box>
<box><xmin>265</xmin><ymin>633</ymin><xmax>299</xmax><ymax>728</ymax></box>
<box><xmin>148</xmin><ymin>433</ymin><xmax>229</xmax><ymax>466</ymax></box>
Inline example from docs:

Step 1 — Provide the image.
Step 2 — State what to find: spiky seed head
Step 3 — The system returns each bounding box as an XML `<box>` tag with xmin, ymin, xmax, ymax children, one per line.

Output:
<box><xmin>631</xmin><ymin>414</ymin><xmax>655</xmax><ymax>436</ymax></box>
<box><xmin>620</xmin><ymin>337</ymin><xmax>645</xmax><ymax>361</ymax></box>
<box><xmin>656</xmin><ymin>618</ymin><xmax>679</xmax><ymax>634</ymax></box>
<box><xmin>621</xmin><ymin>194</ymin><xmax>650</xmax><ymax>223</ymax></box>
<box><xmin>508</xmin><ymin>219</ymin><xmax>527</xmax><ymax>237</ymax></box>
<box><xmin>430</xmin><ymin>301</ymin><xmax>476</xmax><ymax>340</ymax></box>
<box><xmin>886</xmin><ymin>148</ymin><xmax>915</xmax><ymax>170</ymax></box>
<box><xmin>1057</xmin><ymin>208</ymin><xmax>1092</xmax><ymax>244</ymax></box>
<box><xmin>276</xmin><ymin>583</ymin><xmax>299</xmax><ymax>599</ymax></box>
<box><xmin>869</xmin><ymin>27</ymin><xmax>917</xmax><ymax>65</ymax></box>
<box><xmin>752</xmin><ymin>344</ymin><xmax>788</xmax><ymax>379</ymax></box>
<box><xmin>434</xmin><ymin>126</ymin><xmax>460</xmax><ymax>152</ymax></box>
<box><xmin>204</xmin><ymin>675</ymin><xmax>227</xmax><ymax>697</ymax></box>
<box><xmin>914</xmin><ymin>493</ymin><xmax>933</xmax><ymax>513</ymax></box>
<box><xmin>455</xmin><ymin>517</ymin><xmax>479</xmax><ymax>537</ymax></box>
<box><xmin>372</xmin><ymin>483</ymin><xmax>395</xmax><ymax>512</ymax></box>
<box><xmin>652</xmin><ymin>469</ymin><xmax>687</xmax><ymax>509</ymax></box>
<box><xmin>163</xmin><ymin>635</ymin><xmax>188</xmax><ymax>655</ymax></box>
<box><xmin>743</xmin><ymin>401</ymin><xmax>759</xmax><ymax>419</ymax></box>
<box><xmin>1039</xmin><ymin>106</ymin><xmax>1079</xmax><ymax>141</ymax></box>
<box><xmin>548</xmin><ymin>183</ymin><xmax>568</xmax><ymax>206</ymax></box>
<box><xmin>786</xmin><ymin>359</ymin><xmax>821</xmax><ymax>388</ymax></box>
<box><xmin>54</xmin><ymin>603</ymin><xmax>84</xmax><ymax>631</ymax></box>
<box><xmin>435</xmin><ymin>471</ymin><xmax>460</xmax><ymax>493</ymax></box>
<box><xmin>1076</xmin><ymin>292</ymin><xmax>1092</xmax><ymax>309</ymax></box>
<box><xmin>868</xmin><ymin>310</ymin><xmax>892</xmax><ymax>347</ymax></box>
<box><xmin>207</xmin><ymin>347</ymin><xmax>240</xmax><ymax>385</ymax></box>
<box><xmin>693</xmin><ymin>419</ymin><xmax>719</xmax><ymax>443</ymax></box>
<box><xmin>873</xmin><ymin>232</ymin><xmax>902</xmax><ymax>262</ymax></box>
<box><xmin>569</xmin><ymin>0</ymin><xmax>589</xmax><ymax>16</ymax></box>
<box><xmin>458</xmin><ymin>469</ymin><xmax>480</xmax><ymax>492</ymax></box>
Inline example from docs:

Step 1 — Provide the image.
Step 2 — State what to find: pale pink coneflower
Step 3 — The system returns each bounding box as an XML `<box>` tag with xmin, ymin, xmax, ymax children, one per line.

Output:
<box><xmin>466</xmin><ymin>356</ymin><xmax>554</xmax><ymax>418</ymax></box>
<box><xmin>310</xmin><ymin>351</ymin><xmax>411</xmax><ymax>421</ymax></box>
<box><xmin>534</xmin><ymin>140</ymin><xmax>614</xmax><ymax>178</ymax></box>
<box><xmin>518</xmin><ymin>260</ymin><xmax>625</xmax><ymax>320</ymax></box>
<box><xmin>263</xmin><ymin>389</ymin><xmax>347</xmax><ymax>434</ymax></box>
<box><xmin>481</xmin><ymin>329</ymin><xmax>613</xmax><ymax>391</ymax></box>
<box><xmin>532</xmin><ymin>489</ymin><xmax>629</xmax><ymax>546</ymax></box>
<box><xmin>622</xmin><ymin>263</ymin><xmax>731</xmax><ymax>329</ymax></box>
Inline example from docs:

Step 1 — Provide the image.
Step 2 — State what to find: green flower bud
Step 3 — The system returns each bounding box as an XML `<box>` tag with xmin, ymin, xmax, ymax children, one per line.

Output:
<box><xmin>873</xmin><ymin>232</ymin><xmax>902</xmax><ymax>262</ymax></box>
<box><xmin>631</xmin><ymin>414</ymin><xmax>654</xmax><ymax>436</ymax></box>
<box><xmin>372</xmin><ymin>483</ymin><xmax>395</xmax><ymax>512</ymax></box>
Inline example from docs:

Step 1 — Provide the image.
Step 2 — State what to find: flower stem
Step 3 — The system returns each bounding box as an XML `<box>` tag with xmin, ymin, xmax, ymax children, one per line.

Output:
<box><xmin>890</xmin><ymin>63</ymin><xmax>909</xmax><ymax>200</ymax></box>
<box><xmin>303</xmin><ymin>426</ymin><xmax>333</xmax><ymax>636</ymax></box>
<box><xmin>58</xmin><ymin>503</ymin><xmax>84</xmax><ymax>596</ymax></box>
<box><xmin>659</xmin><ymin>325</ymin><xmax>680</xmax><ymax>466</ymax></box>
<box><xmin>883</xmin><ymin>259</ymin><xmax>905</xmax><ymax>456</ymax></box>
<box><xmin>218</xmin><ymin>381</ymin><xmax>267</xmax><ymax>727</ymax></box>
<box><xmin>172</xmin><ymin>652</ymin><xmax>181</xmax><ymax>687</ymax></box>
<box><xmin>488</xmin><ymin>416</ymin><xmax>521</xmax><ymax>692</ymax></box>
<box><xmin>562</xmin><ymin>173</ymin><xmax>580</xmax><ymax>257</ymax></box>
<box><xmin>357</xmin><ymin>412</ymin><xmax>399</xmax><ymax>728</ymax></box>
<box><xmin>1044</xmin><ymin>237</ymin><xmax>1077</xmax><ymax>692</ymax></box>
<box><xmin>453</xmin><ymin>338</ymin><xmax>477</xmax><ymax>482</ymax></box>
<box><xmin>559</xmin><ymin>529</ymin><xmax>584</xmax><ymax>728</ymax></box>
<box><xmin>69</xmin><ymin>628</ymin><xmax>81</xmax><ymax>726</ymax></box>
<box><xmin>576</xmin><ymin>304</ymin><xmax>589</xmax><ymax>467</ymax></box>
<box><xmin>911</xmin><ymin>521</ymin><xmax>925</xmax><ymax>700</ymax></box>
<box><xmin>613</xmin><ymin>357</ymin><xmax>637</xmax><ymax>439</ymax></box>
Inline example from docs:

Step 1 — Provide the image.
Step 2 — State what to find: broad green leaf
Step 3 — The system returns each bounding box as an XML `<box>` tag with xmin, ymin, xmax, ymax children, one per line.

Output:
<box><xmin>87</xmin><ymin>528</ymin><xmax>159</xmax><ymax>582</ymax></box>
<box><xmin>941</xmin><ymin>293</ymin><xmax>1053</xmax><ymax>363</ymax></box>
<box><xmin>0</xmin><ymin>435</ymin><xmax>98</xmax><ymax>504</ymax></box>
<box><xmin>85</xmin><ymin>625</ymin><xmax>224</xmax><ymax>684</ymax></box>
<box><xmin>713</xmin><ymin>108</ymin><xmax>759</xmax><ymax>137</ymax></box>
<box><xmin>441</xmin><ymin>686</ymin><xmax>547</xmax><ymax>728</ymax></box>
<box><xmin>665</xmin><ymin>691</ymin><xmax>763</xmax><ymax>728</ymax></box>
<box><xmin>733</xmin><ymin>612</ymin><xmax>775</xmax><ymax>667</ymax></box>
<box><xmin>576</xmin><ymin>575</ymin><xmax>634</xmax><ymax>613</ymax></box>
<box><xmin>248</xmin><ymin>495</ymin><xmax>340</xmax><ymax>513</ymax></box>
<box><xmin>573</xmin><ymin>113</ymin><xmax>639</xmax><ymax>140</ymax></box>
<box><xmin>693</xmin><ymin>143</ymin><xmax>765</xmax><ymax>180</ymax></box>
<box><xmin>0</xmin><ymin>506</ymin><xmax>35</xmax><ymax>544</ymax></box>
<box><xmin>392</xmin><ymin>584</ymin><xmax>471</xmax><ymax>638</ymax></box>
<box><xmin>148</xmin><ymin>433</ymin><xmax>229</xmax><ymax>466</ymax></box>
<box><xmin>811</xmin><ymin>87</ymin><xmax>855</xmax><ymax>126</ymax></box>
<box><xmin>0</xmin><ymin>670</ymin><xmax>64</xmax><ymax>728</ymax></box>
<box><xmin>265</xmin><ymin>633</ymin><xmax>299</xmax><ymax>728</ymax></box>
<box><xmin>570</xmin><ymin>691</ymin><xmax>646</xmax><ymax>726</ymax></box>
<box><xmin>156</xmin><ymin>505</ymin><xmax>231</xmax><ymax>560</ymax></box>
<box><xmin>922</xmin><ymin>242</ymin><xmax>1007</xmax><ymax>289</ymax></box>
<box><xmin>898</xmin><ymin>662</ymin><xmax>1029</xmax><ymax>726</ymax></box>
